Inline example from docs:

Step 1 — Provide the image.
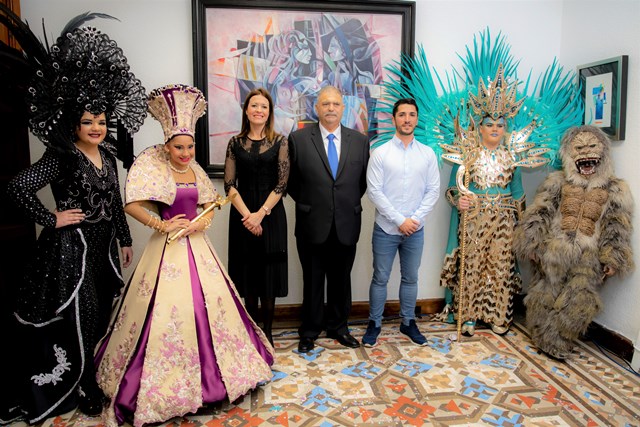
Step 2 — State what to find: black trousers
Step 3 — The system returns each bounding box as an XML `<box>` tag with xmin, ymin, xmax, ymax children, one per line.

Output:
<box><xmin>297</xmin><ymin>223</ymin><xmax>357</xmax><ymax>338</ymax></box>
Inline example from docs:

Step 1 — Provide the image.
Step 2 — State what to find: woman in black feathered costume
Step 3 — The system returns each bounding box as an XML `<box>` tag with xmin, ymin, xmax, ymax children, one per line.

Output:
<box><xmin>0</xmin><ymin>6</ymin><xmax>146</xmax><ymax>423</ymax></box>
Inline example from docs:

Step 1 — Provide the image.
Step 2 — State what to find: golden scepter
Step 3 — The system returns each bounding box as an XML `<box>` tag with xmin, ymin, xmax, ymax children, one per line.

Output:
<box><xmin>167</xmin><ymin>193</ymin><xmax>236</xmax><ymax>244</ymax></box>
<box><xmin>454</xmin><ymin>162</ymin><xmax>475</xmax><ymax>340</ymax></box>
<box><xmin>441</xmin><ymin>115</ymin><xmax>479</xmax><ymax>341</ymax></box>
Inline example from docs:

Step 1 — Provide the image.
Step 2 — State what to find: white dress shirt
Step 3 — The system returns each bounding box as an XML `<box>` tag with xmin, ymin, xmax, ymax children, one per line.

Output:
<box><xmin>319</xmin><ymin>124</ymin><xmax>342</xmax><ymax>158</ymax></box>
<box><xmin>367</xmin><ymin>135</ymin><xmax>440</xmax><ymax>235</ymax></box>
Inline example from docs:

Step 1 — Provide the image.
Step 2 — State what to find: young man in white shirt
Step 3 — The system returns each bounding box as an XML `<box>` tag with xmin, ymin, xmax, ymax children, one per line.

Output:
<box><xmin>363</xmin><ymin>98</ymin><xmax>440</xmax><ymax>346</ymax></box>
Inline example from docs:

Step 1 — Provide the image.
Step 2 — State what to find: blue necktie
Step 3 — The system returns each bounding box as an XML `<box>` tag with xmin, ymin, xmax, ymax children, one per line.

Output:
<box><xmin>327</xmin><ymin>133</ymin><xmax>338</xmax><ymax>178</ymax></box>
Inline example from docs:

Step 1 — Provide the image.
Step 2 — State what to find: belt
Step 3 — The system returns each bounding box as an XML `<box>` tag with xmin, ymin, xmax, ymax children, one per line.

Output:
<box><xmin>473</xmin><ymin>193</ymin><xmax>517</xmax><ymax>211</ymax></box>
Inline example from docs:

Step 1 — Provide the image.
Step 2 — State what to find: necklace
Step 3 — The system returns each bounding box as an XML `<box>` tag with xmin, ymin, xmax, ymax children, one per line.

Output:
<box><xmin>169</xmin><ymin>161</ymin><xmax>191</xmax><ymax>174</ymax></box>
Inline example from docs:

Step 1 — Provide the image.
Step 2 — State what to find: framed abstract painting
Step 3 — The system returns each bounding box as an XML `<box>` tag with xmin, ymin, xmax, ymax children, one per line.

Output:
<box><xmin>192</xmin><ymin>0</ymin><xmax>416</xmax><ymax>176</ymax></box>
<box><xmin>578</xmin><ymin>55</ymin><xmax>628</xmax><ymax>141</ymax></box>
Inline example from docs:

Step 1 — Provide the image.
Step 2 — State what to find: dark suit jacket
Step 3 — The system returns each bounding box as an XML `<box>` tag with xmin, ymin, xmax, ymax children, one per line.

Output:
<box><xmin>288</xmin><ymin>123</ymin><xmax>369</xmax><ymax>246</ymax></box>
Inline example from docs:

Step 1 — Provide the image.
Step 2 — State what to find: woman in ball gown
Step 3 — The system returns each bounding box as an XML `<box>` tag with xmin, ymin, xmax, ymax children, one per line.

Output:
<box><xmin>96</xmin><ymin>84</ymin><xmax>274</xmax><ymax>427</ymax></box>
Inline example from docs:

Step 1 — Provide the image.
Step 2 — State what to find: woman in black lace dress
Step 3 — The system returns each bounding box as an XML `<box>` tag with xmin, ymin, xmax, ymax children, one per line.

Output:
<box><xmin>224</xmin><ymin>88</ymin><xmax>290</xmax><ymax>345</ymax></box>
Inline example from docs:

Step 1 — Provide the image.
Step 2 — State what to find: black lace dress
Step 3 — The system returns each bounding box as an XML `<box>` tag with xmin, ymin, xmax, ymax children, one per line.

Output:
<box><xmin>5</xmin><ymin>146</ymin><xmax>131</xmax><ymax>424</ymax></box>
<box><xmin>224</xmin><ymin>134</ymin><xmax>289</xmax><ymax>298</ymax></box>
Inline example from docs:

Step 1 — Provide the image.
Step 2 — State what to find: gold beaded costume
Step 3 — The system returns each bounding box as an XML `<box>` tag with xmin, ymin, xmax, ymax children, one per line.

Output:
<box><xmin>437</xmin><ymin>65</ymin><xmax>549</xmax><ymax>331</ymax></box>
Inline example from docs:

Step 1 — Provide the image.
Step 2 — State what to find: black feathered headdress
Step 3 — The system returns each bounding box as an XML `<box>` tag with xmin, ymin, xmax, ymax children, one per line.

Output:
<box><xmin>0</xmin><ymin>5</ymin><xmax>146</xmax><ymax>166</ymax></box>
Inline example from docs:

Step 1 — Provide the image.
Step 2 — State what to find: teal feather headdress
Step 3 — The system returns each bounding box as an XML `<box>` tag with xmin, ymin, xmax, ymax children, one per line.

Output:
<box><xmin>372</xmin><ymin>28</ymin><xmax>583</xmax><ymax>169</ymax></box>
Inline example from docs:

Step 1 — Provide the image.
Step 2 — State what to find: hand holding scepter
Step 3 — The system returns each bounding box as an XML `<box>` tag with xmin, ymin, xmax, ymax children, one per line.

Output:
<box><xmin>167</xmin><ymin>193</ymin><xmax>236</xmax><ymax>244</ymax></box>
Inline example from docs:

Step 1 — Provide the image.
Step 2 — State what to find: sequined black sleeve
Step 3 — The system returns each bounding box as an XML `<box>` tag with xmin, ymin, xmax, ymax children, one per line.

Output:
<box><xmin>104</xmin><ymin>150</ymin><xmax>132</xmax><ymax>247</ymax></box>
<box><xmin>7</xmin><ymin>148</ymin><xmax>60</xmax><ymax>228</ymax></box>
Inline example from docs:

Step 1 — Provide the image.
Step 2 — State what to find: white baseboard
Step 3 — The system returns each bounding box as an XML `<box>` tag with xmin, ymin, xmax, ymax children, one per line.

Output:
<box><xmin>632</xmin><ymin>346</ymin><xmax>640</xmax><ymax>371</ymax></box>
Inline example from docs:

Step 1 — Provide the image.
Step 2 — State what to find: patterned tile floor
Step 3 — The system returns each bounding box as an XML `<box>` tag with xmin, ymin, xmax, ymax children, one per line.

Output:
<box><xmin>14</xmin><ymin>320</ymin><xmax>640</xmax><ymax>427</ymax></box>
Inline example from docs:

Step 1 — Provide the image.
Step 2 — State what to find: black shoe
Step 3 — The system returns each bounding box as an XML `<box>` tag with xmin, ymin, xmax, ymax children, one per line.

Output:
<box><xmin>362</xmin><ymin>320</ymin><xmax>381</xmax><ymax>347</ymax></box>
<box><xmin>78</xmin><ymin>386</ymin><xmax>106</xmax><ymax>417</ymax></box>
<box><xmin>326</xmin><ymin>331</ymin><xmax>360</xmax><ymax>348</ymax></box>
<box><xmin>298</xmin><ymin>337</ymin><xmax>315</xmax><ymax>353</ymax></box>
<box><xmin>399</xmin><ymin>319</ymin><xmax>428</xmax><ymax>345</ymax></box>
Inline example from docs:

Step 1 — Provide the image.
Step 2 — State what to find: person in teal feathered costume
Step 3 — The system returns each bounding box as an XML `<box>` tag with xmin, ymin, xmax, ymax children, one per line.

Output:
<box><xmin>436</xmin><ymin>65</ymin><xmax>545</xmax><ymax>336</ymax></box>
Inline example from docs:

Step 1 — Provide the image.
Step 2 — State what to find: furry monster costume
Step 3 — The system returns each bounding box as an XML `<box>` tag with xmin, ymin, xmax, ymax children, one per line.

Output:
<box><xmin>514</xmin><ymin>125</ymin><xmax>633</xmax><ymax>359</ymax></box>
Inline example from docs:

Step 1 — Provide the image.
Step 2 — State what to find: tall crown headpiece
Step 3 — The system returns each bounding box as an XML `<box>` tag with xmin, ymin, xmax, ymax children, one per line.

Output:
<box><xmin>28</xmin><ymin>26</ymin><xmax>148</xmax><ymax>150</ymax></box>
<box><xmin>147</xmin><ymin>84</ymin><xmax>207</xmax><ymax>142</ymax></box>
<box><xmin>468</xmin><ymin>64</ymin><xmax>525</xmax><ymax>120</ymax></box>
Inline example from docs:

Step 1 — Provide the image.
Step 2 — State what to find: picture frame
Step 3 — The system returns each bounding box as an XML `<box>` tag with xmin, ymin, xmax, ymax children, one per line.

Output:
<box><xmin>192</xmin><ymin>0</ymin><xmax>416</xmax><ymax>177</ymax></box>
<box><xmin>577</xmin><ymin>55</ymin><xmax>628</xmax><ymax>141</ymax></box>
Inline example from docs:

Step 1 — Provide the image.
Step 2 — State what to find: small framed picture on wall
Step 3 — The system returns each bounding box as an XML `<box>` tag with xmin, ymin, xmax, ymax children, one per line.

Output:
<box><xmin>577</xmin><ymin>55</ymin><xmax>628</xmax><ymax>141</ymax></box>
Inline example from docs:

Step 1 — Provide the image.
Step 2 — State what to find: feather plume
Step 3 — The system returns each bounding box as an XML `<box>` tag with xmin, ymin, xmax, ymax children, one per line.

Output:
<box><xmin>0</xmin><ymin>3</ymin><xmax>48</xmax><ymax>71</ymax></box>
<box><xmin>59</xmin><ymin>11</ymin><xmax>118</xmax><ymax>36</ymax></box>
<box><xmin>0</xmin><ymin>4</ymin><xmax>144</xmax><ymax>166</ymax></box>
<box><xmin>374</xmin><ymin>28</ymin><xmax>583</xmax><ymax>168</ymax></box>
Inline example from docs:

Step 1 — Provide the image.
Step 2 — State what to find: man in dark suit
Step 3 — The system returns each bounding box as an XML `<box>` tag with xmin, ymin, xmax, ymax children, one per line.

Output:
<box><xmin>288</xmin><ymin>85</ymin><xmax>370</xmax><ymax>353</ymax></box>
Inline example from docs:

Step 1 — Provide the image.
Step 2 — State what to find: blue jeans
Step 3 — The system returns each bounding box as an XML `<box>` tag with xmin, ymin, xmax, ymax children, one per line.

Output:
<box><xmin>368</xmin><ymin>223</ymin><xmax>424</xmax><ymax>327</ymax></box>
